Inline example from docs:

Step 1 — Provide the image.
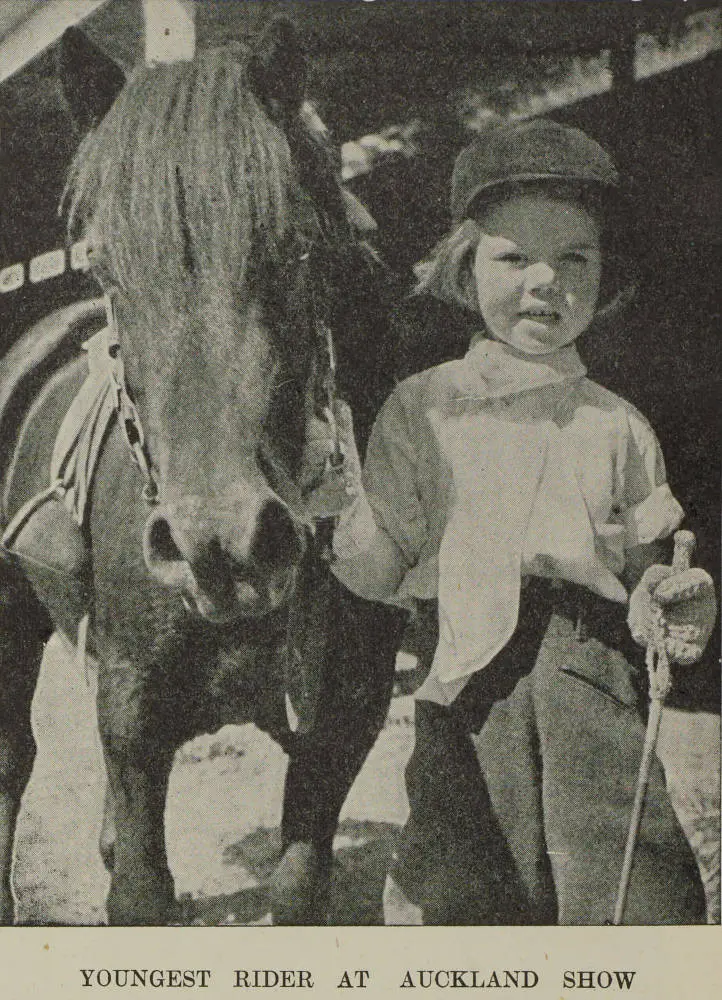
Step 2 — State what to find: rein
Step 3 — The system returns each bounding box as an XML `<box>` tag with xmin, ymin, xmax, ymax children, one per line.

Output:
<box><xmin>315</xmin><ymin>319</ymin><xmax>344</xmax><ymax>470</ymax></box>
<box><xmin>312</xmin><ymin>318</ymin><xmax>345</xmax><ymax>562</ymax></box>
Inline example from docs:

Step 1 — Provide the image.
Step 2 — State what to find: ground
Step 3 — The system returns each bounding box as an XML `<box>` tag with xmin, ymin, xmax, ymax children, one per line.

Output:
<box><xmin>11</xmin><ymin>635</ymin><xmax>720</xmax><ymax>925</ymax></box>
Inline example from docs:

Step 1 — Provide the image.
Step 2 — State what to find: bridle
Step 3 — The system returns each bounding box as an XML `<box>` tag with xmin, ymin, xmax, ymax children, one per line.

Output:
<box><xmin>105</xmin><ymin>292</ymin><xmax>160</xmax><ymax>506</ymax></box>
<box><xmin>100</xmin><ymin>96</ymin><xmax>353</xmax><ymax>526</ymax></box>
<box><xmin>104</xmin><ymin>268</ymin><xmax>345</xmax><ymax>531</ymax></box>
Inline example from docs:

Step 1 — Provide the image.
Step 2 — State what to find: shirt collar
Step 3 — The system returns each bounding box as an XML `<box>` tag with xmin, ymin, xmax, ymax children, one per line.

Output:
<box><xmin>461</xmin><ymin>335</ymin><xmax>587</xmax><ymax>399</ymax></box>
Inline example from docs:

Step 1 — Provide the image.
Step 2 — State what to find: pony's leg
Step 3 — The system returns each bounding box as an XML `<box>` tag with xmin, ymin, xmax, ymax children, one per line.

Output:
<box><xmin>96</xmin><ymin>665</ymin><xmax>176</xmax><ymax>925</ymax></box>
<box><xmin>0</xmin><ymin>568</ymin><xmax>51</xmax><ymax>924</ymax></box>
<box><xmin>273</xmin><ymin>585</ymin><xmax>401</xmax><ymax>924</ymax></box>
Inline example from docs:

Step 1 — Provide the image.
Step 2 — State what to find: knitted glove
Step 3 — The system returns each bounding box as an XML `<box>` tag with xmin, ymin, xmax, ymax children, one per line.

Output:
<box><xmin>628</xmin><ymin>565</ymin><xmax>717</xmax><ymax>666</ymax></box>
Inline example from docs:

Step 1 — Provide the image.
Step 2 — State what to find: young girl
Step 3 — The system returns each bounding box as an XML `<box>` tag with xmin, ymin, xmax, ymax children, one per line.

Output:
<box><xmin>308</xmin><ymin>118</ymin><xmax>716</xmax><ymax>924</ymax></box>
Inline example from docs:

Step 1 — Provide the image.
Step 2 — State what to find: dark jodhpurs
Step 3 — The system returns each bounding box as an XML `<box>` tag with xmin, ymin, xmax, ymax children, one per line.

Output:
<box><xmin>391</xmin><ymin>580</ymin><xmax>706</xmax><ymax>925</ymax></box>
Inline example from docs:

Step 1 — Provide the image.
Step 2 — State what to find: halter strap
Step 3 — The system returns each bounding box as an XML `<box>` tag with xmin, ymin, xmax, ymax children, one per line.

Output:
<box><xmin>104</xmin><ymin>292</ymin><xmax>159</xmax><ymax>505</ymax></box>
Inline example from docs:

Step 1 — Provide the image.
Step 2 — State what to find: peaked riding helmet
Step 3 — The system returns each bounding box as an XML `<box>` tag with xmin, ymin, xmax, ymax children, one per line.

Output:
<box><xmin>451</xmin><ymin>118</ymin><xmax>631</xmax><ymax>313</ymax></box>
<box><xmin>451</xmin><ymin>118</ymin><xmax>620</xmax><ymax>224</ymax></box>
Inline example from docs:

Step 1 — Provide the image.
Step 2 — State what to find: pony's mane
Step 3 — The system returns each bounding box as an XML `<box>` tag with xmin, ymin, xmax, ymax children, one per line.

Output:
<box><xmin>65</xmin><ymin>44</ymin><xmax>300</xmax><ymax>322</ymax></box>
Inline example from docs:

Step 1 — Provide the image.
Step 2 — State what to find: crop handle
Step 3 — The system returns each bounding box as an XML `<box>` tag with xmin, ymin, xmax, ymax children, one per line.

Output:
<box><xmin>672</xmin><ymin>529</ymin><xmax>695</xmax><ymax>573</ymax></box>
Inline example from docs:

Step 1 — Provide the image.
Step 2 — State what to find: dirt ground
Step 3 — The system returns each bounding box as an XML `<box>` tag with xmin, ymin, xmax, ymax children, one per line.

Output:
<box><xmin>11</xmin><ymin>634</ymin><xmax>720</xmax><ymax>925</ymax></box>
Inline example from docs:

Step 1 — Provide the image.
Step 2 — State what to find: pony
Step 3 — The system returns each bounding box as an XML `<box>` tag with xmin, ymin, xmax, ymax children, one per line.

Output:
<box><xmin>0</xmin><ymin>21</ymin><xmax>401</xmax><ymax>925</ymax></box>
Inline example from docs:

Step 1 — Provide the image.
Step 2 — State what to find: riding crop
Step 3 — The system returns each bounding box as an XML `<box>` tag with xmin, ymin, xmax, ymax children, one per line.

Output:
<box><xmin>612</xmin><ymin>529</ymin><xmax>696</xmax><ymax>925</ymax></box>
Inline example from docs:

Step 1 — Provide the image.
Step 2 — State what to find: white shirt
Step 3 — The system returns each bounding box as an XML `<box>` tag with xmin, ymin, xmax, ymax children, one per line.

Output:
<box><xmin>332</xmin><ymin>338</ymin><xmax>683</xmax><ymax>704</ymax></box>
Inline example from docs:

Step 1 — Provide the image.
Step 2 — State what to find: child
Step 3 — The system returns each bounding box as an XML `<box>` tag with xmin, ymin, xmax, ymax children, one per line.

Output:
<box><xmin>308</xmin><ymin>118</ymin><xmax>716</xmax><ymax>924</ymax></box>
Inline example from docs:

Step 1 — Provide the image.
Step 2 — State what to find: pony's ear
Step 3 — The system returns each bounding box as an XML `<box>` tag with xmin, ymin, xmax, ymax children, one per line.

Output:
<box><xmin>248</xmin><ymin>17</ymin><xmax>306</xmax><ymax>122</ymax></box>
<box><xmin>58</xmin><ymin>27</ymin><xmax>126</xmax><ymax>133</ymax></box>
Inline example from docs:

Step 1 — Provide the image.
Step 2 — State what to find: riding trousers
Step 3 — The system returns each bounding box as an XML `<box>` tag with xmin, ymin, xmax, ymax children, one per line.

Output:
<box><xmin>390</xmin><ymin>579</ymin><xmax>706</xmax><ymax>924</ymax></box>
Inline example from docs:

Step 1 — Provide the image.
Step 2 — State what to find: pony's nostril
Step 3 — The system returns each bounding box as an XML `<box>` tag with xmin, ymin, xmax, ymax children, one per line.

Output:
<box><xmin>145</xmin><ymin>515</ymin><xmax>184</xmax><ymax>566</ymax></box>
<box><xmin>142</xmin><ymin>497</ymin><xmax>301</xmax><ymax>619</ymax></box>
<box><xmin>252</xmin><ymin>498</ymin><xmax>303</xmax><ymax>569</ymax></box>
<box><xmin>143</xmin><ymin>509</ymin><xmax>198</xmax><ymax>596</ymax></box>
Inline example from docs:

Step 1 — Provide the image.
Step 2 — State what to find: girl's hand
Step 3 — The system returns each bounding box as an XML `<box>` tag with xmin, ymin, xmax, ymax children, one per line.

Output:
<box><xmin>628</xmin><ymin>565</ymin><xmax>717</xmax><ymax>665</ymax></box>
<box><xmin>300</xmin><ymin>401</ymin><xmax>363</xmax><ymax>522</ymax></box>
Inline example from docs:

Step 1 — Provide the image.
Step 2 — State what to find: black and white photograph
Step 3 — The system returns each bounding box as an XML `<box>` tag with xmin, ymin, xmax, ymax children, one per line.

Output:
<box><xmin>0</xmin><ymin>0</ymin><xmax>719</xmax><ymax>994</ymax></box>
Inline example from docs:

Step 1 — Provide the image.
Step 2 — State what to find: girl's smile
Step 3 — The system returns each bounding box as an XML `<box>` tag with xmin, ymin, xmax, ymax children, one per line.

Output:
<box><xmin>473</xmin><ymin>193</ymin><xmax>602</xmax><ymax>355</ymax></box>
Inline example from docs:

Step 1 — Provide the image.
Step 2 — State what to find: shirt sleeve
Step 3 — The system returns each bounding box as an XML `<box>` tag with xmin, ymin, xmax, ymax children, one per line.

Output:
<box><xmin>331</xmin><ymin>387</ymin><xmax>427</xmax><ymax>601</ymax></box>
<box><xmin>363</xmin><ymin>388</ymin><xmax>429</xmax><ymax>564</ymax></box>
<box><xmin>621</xmin><ymin>409</ymin><xmax>684</xmax><ymax>547</ymax></box>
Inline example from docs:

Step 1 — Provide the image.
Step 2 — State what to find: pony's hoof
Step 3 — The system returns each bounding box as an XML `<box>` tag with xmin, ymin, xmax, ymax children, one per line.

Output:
<box><xmin>382</xmin><ymin>874</ymin><xmax>423</xmax><ymax>926</ymax></box>
<box><xmin>106</xmin><ymin>870</ymin><xmax>177</xmax><ymax>926</ymax></box>
<box><xmin>270</xmin><ymin>842</ymin><xmax>330</xmax><ymax>925</ymax></box>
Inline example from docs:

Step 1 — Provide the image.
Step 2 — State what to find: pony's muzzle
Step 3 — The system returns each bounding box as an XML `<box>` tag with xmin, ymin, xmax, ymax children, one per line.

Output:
<box><xmin>142</xmin><ymin>495</ymin><xmax>305</xmax><ymax>622</ymax></box>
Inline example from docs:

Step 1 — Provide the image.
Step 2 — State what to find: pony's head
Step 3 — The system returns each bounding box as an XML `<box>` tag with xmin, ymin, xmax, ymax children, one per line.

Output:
<box><xmin>64</xmin><ymin>21</ymin><xmax>360</xmax><ymax>623</ymax></box>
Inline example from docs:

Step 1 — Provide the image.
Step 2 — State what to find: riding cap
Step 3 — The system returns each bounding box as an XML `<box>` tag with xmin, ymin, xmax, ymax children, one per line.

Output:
<box><xmin>451</xmin><ymin>118</ymin><xmax>620</xmax><ymax>225</ymax></box>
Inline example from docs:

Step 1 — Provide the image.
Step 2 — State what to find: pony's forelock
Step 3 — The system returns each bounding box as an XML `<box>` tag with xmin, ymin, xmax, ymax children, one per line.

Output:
<box><xmin>65</xmin><ymin>45</ymin><xmax>302</xmax><ymax>325</ymax></box>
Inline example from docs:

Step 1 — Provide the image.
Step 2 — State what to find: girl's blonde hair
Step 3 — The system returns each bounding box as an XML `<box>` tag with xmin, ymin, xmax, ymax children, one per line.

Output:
<box><xmin>413</xmin><ymin>218</ymin><xmax>482</xmax><ymax>312</ymax></box>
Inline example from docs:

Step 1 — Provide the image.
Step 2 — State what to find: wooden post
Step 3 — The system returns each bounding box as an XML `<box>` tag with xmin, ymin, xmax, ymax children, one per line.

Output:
<box><xmin>143</xmin><ymin>0</ymin><xmax>196</xmax><ymax>66</ymax></box>
<box><xmin>608</xmin><ymin>28</ymin><xmax>637</xmax><ymax>166</ymax></box>
<box><xmin>610</xmin><ymin>34</ymin><xmax>636</xmax><ymax>95</ymax></box>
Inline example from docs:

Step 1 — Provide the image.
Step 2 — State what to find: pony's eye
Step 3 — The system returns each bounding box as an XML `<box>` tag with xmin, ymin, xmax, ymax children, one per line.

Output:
<box><xmin>495</xmin><ymin>253</ymin><xmax>527</xmax><ymax>265</ymax></box>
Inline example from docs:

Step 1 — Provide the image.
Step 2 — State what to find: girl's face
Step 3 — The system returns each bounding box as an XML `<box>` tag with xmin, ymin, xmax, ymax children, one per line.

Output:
<box><xmin>473</xmin><ymin>192</ymin><xmax>602</xmax><ymax>355</ymax></box>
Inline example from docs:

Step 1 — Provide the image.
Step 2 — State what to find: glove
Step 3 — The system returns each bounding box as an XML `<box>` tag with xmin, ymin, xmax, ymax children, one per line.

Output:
<box><xmin>300</xmin><ymin>400</ymin><xmax>364</xmax><ymax>523</ymax></box>
<box><xmin>628</xmin><ymin>564</ymin><xmax>717</xmax><ymax>666</ymax></box>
